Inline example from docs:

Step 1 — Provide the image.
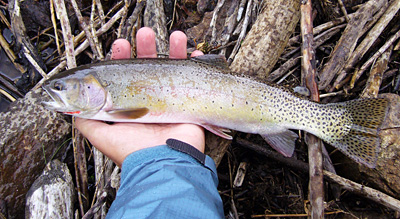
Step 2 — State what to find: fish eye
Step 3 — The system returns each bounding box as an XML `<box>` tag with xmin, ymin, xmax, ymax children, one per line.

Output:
<box><xmin>53</xmin><ymin>81</ymin><xmax>65</xmax><ymax>91</ymax></box>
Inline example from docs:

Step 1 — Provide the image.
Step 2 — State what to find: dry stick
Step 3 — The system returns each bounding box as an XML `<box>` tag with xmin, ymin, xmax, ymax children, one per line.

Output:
<box><xmin>70</xmin><ymin>0</ymin><xmax>101</xmax><ymax>59</ymax></box>
<box><xmin>9</xmin><ymin>0</ymin><xmax>47</xmax><ymax>75</ymax></box>
<box><xmin>93</xmin><ymin>147</ymin><xmax>105</xmax><ymax>219</ymax></box>
<box><xmin>334</xmin><ymin>0</ymin><xmax>399</xmax><ymax>90</ymax></box>
<box><xmin>286</xmin><ymin>13</ymin><xmax>355</xmax><ymax>49</ymax></box>
<box><xmin>144</xmin><ymin>0</ymin><xmax>168</xmax><ymax>55</ymax></box>
<box><xmin>50</xmin><ymin>0</ymin><xmax>61</xmax><ymax>56</ymax></box>
<box><xmin>337</xmin><ymin>0</ymin><xmax>350</xmax><ymax>22</ymax></box>
<box><xmin>236</xmin><ymin>138</ymin><xmax>400</xmax><ymax>213</ymax></box>
<box><xmin>346</xmin><ymin>2</ymin><xmax>400</xmax><ymax>88</ymax></box>
<box><xmin>117</xmin><ymin>0</ymin><xmax>129</xmax><ymax>38</ymax></box>
<box><xmin>395</xmin><ymin>37</ymin><xmax>400</xmax><ymax>50</ymax></box>
<box><xmin>22</xmin><ymin>46</ymin><xmax>48</xmax><ymax>79</ymax></box>
<box><xmin>350</xmin><ymin>28</ymin><xmax>400</xmax><ymax>88</ymax></box>
<box><xmin>331</xmin><ymin>6</ymin><xmax>389</xmax><ymax>91</ymax></box>
<box><xmin>76</xmin><ymin>133</ymin><xmax>90</xmax><ymax>213</ymax></box>
<box><xmin>0</xmin><ymin>9</ymin><xmax>11</xmax><ymax>28</ymax></box>
<box><xmin>300</xmin><ymin>0</ymin><xmax>324</xmax><ymax>218</ymax></box>
<box><xmin>90</xmin><ymin>0</ymin><xmax>104</xmax><ymax>60</ymax></box>
<box><xmin>219</xmin><ymin>0</ymin><xmax>240</xmax><ymax>56</ymax></box>
<box><xmin>360</xmin><ymin>45</ymin><xmax>392</xmax><ymax>99</ymax></box>
<box><xmin>283</xmin><ymin>23</ymin><xmax>345</xmax><ymax>60</ymax></box>
<box><xmin>168</xmin><ymin>0</ymin><xmax>177</xmax><ymax>30</ymax></box>
<box><xmin>53</xmin><ymin>0</ymin><xmax>76</xmax><ymax>69</ymax></box>
<box><xmin>82</xmin><ymin>178</ymin><xmax>113</xmax><ymax>219</ymax></box>
<box><xmin>0</xmin><ymin>32</ymin><xmax>25</xmax><ymax>73</ymax></box>
<box><xmin>208</xmin><ymin>0</ymin><xmax>226</xmax><ymax>44</ymax></box>
<box><xmin>250</xmin><ymin>0</ymin><xmax>259</xmax><ymax>24</ymax></box>
<box><xmin>95</xmin><ymin>0</ymin><xmax>106</xmax><ymax>26</ymax></box>
<box><xmin>32</xmin><ymin>4</ymin><xmax>127</xmax><ymax>90</ymax></box>
<box><xmin>268</xmin><ymin>25</ymin><xmax>343</xmax><ymax>82</ymax></box>
<box><xmin>121</xmin><ymin>0</ymin><xmax>146</xmax><ymax>39</ymax></box>
<box><xmin>323</xmin><ymin>170</ymin><xmax>400</xmax><ymax>212</ymax></box>
<box><xmin>237</xmin><ymin>0</ymin><xmax>247</xmax><ymax>22</ymax></box>
<box><xmin>228</xmin><ymin>0</ymin><xmax>253</xmax><ymax>64</ymax></box>
<box><xmin>72</xmin><ymin>123</ymin><xmax>85</xmax><ymax>217</ymax></box>
<box><xmin>318</xmin><ymin>0</ymin><xmax>387</xmax><ymax>91</ymax></box>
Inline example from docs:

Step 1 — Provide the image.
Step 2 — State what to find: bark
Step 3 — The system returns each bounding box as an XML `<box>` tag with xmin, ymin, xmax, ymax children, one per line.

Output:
<box><xmin>317</xmin><ymin>0</ymin><xmax>388</xmax><ymax>91</ymax></box>
<box><xmin>25</xmin><ymin>160</ymin><xmax>75</xmax><ymax>219</ymax></box>
<box><xmin>0</xmin><ymin>89</ymin><xmax>71</xmax><ymax>218</ymax></box>
<box><xmin>300</xmin><ymin>0</ymin><xmax>324</xmax><ymax>217</ymax></box>
<box><xmin>230</xmin><ymin>0</ymin><xmax>300</xmax><ymax>80</ymax></box>
<box><xmin>144</xmin><ymin>0</ymin><xmax>168</xmax><ymax>55</ymax></box>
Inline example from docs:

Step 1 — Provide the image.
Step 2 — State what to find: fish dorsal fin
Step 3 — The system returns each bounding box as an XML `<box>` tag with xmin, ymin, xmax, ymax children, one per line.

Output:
<box><xmin>191</xmin><ymin>54</ymin><xmax>229</xmax><ymax>70</ymax></box>
<box><xmin>106</xmin><ymin>108</ymin><xmax>149</xmax><ymax>119</ymax></box>
<box><xmin>202</xmin><ymin>124</ymin><xmax>233</xmax><ymax>140</ymax></box>
<box><xmin>260</xmin><ymin>130</ymin><xmax>298</xmax><ymax>157</ymax></box>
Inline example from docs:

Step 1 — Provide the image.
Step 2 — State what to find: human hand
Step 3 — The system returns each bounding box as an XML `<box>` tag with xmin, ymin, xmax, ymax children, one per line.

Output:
<box><xmin>75</xmin><ymin>27</ymin><xmax>205</xmax><ymax>167</ymax></box>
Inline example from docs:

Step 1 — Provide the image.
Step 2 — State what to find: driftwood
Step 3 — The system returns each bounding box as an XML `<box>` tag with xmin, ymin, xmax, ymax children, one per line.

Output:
<box><xmin>72</xmin><ymin>126</ymin><xmax>89</xmax><ymax>216</ymax></box>
<box><xmin>358</xmin><ymin>93</ymin><xmax>400</xmax><ymax>197</ymax></box>
<box><xmin>335</xmin><ymin>0</ymin><xmax>400</xmax><ymax>90</ymax></box>
<box><xmin>236</xmin><ymin>138</ymin><xmax>400</xmax><ymax>213</ymax></box>
<box><xmin>144</xmin><ymin>0</ymin><xmax>168</xmax><ymax>56</ymax></box>
<box><xmin>25</xmin><ymin>160</ymin><xmax>75</xmax><ymax>219</ymax></box>
<box><xmin>0</xmin><ymin>89</ymin><xmax>70</xmax><ymax>218</ymax></box>
<box><xmin>230</xmin><ymin>0</ymin><xmax>300</xmax><ymax>80</ymax></box>
<box><xmin>300</xmin><ymin>0</ymin><xmax>324</xmax><ymax>217</ymax></box>
<box><xmin>318</xmin><ymin>0</ymin><xmax>388</xmax><ymax>91</ymax></box>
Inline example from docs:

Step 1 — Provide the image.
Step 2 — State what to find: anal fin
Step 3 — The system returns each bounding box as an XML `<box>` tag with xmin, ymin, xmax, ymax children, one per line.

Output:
<box><xmin>202</xmin><ymin>124</ymin><xmax>233</xmax><ymax>140</ymax></box>
<box><xmin>261</xmin><ymin>130</ymin><xmax>298</xmax><ymax>157</ymax></box>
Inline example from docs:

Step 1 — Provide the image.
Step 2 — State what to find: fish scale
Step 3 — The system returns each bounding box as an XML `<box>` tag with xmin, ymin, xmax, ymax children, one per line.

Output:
<box><xmin>43</xmin><ymin>55</ymin><xmax>389</xmax><ymax>168</ymax></box>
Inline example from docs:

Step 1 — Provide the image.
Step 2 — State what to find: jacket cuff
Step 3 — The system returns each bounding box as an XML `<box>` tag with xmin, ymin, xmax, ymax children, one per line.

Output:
<box><xmin>121</xmin><ymin>144</ymin><xmax>217</xmax><ymax>180</ymax></box>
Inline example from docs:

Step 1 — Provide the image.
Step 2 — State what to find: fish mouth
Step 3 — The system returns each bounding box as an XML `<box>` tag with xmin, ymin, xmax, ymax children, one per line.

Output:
<box><xmin>41</xmin><ymin>83</ymin><xmax>68</xmax><ymax>112</ymax></box>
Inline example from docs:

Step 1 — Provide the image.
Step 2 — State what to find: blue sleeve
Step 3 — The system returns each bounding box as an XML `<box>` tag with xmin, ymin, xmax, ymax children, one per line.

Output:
<box><xmin>106</xmin><ymin>145</ymin><xmax>224</xmax><ymax>218</ymax></box>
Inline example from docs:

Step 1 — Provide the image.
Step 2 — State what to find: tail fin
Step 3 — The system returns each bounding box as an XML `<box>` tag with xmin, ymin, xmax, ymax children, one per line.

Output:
<box><xmin>325</xmin><ymin>98</ymin><xmax>389</xmax><ymax>168</ymax></box>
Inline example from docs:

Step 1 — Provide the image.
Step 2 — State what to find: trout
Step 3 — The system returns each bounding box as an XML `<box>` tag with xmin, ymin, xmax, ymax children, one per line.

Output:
<box><xmin>42</xmin><ymin>55</ymin><xmax>389</xmax><ymax>168</ymax></box>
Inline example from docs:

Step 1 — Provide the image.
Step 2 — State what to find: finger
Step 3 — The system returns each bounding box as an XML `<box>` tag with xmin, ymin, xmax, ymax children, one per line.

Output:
<box><xmin>169</xmin><ymin>31</ymin><xmax>187</xmax><ymax>59</ymax></box>
<box><xmin>111</xmin><ymin>39</ymin><xmax>131</xmax><ymax>60</ymax></box>
<box><xmin>190</xmin><ymin>50</ymin><xmax>204</xmax><ymax>57</ymax></box>
<box><xmin>74</xmin><ymin>118</ymin><xmax>112</xmax><ymax>152</ymax></box>
<box><xmin>136</xmin><ymin>27</ymin><xmax>157</xmax><ymax>58</ymax></box>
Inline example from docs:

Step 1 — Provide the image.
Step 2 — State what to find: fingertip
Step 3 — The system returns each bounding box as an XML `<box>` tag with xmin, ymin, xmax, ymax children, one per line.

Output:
<box><xmin>136</xmin><ymin>27</ymin><xmax>157</xmax><ymax>58</ymax></box>
<box><xmin>190</xmin><ymin>50</ymin><xmax>204</xmax><ymax>57</ymax></box>
<box><xmin>111</xmin><ymin>39</ymin><xmax>131</xmax><ymax>60</ymax></box>
<box><xmin>169</xmin><ymin>31</ymin><xmax>187</xmax><ymax>59</ymax></box>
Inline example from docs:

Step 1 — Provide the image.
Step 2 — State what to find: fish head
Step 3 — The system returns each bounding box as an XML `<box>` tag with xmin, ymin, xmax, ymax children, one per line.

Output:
<box><xmin>42</xmin><ymin>74</ymin><xmax>107</xmax><ymax>116</ymax></box>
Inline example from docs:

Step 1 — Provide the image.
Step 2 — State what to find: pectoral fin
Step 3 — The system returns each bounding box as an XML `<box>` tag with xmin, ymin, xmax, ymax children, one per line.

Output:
<box><xmin>261</xmin><ymin>130</ymin><xmax>298</xmax><ymax>157</ymax></box>
<box><xmin>106</xmin><ymin>108</ymin><xmax>149</xmax><ymax>119</ymax></box>
<box><xmin>202</xmin><ymin>124</ymin><xmax>233</xmax><ymax>140</ymax></box>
